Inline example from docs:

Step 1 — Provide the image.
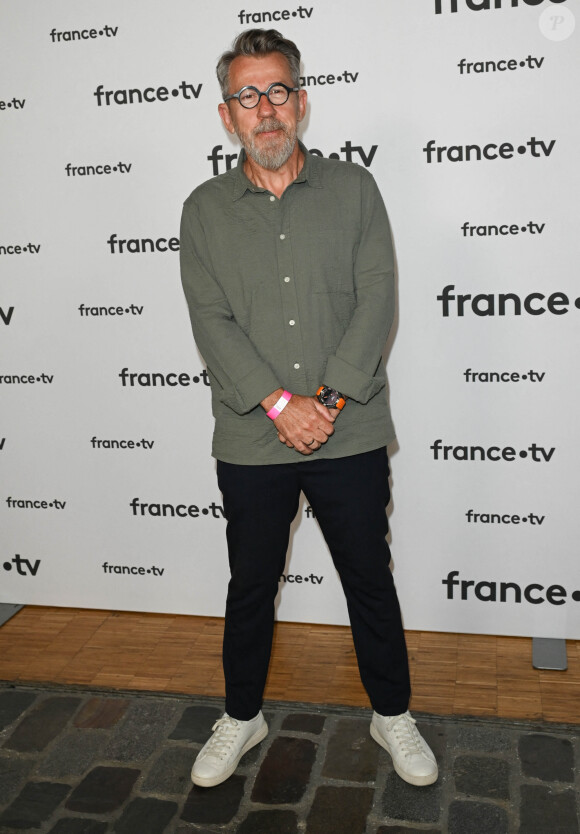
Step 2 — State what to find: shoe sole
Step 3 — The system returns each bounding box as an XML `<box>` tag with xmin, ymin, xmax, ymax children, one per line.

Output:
<box><xmin>191</xmin><ymin>720</ymin><xmax>269</xmax><ymax>788</ymax></box>
<box><xmin>370</xmin><ymin>723</ymin><xmax>438</xmax><ymax>787</ymax></box>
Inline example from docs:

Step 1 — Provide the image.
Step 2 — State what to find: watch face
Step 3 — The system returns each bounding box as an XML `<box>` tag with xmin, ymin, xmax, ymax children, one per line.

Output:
<box><xmin>320</xmin><ymin>387</ymin><xmax>340</xmax><ymax>406</ymax></box>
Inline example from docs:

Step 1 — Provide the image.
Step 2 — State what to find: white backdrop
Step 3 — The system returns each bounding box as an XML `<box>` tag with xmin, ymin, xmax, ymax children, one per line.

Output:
<box><xmin>2</xmin><ymin>0</ymin><xmax>579</xmax><ymax>638</ymax></box>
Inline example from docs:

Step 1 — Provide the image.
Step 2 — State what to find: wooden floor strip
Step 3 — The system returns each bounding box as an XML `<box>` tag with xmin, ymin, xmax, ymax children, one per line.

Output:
<box><xmin>0</xmin><ymin>606</ymin><xmax>577</xmax><ymax>723</ymax></box>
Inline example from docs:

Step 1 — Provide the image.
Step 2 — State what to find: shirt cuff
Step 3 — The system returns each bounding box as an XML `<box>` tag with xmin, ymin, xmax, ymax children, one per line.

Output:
<box><xmin>324</xmin><ymin>355</ymin><xmax>385</xmax><ymax>404</ymax></box>
<box><xmin>219</xmin><ymin>364</ymin><xmax>281</xmax><ymax>415</ymax></box>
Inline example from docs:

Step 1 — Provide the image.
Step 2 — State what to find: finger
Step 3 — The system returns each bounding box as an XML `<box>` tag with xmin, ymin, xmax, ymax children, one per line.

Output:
<box><xmin>294</xmin><ymin>440</ymin><xmax>314</xmax><ymax>455</ymax></box>
<box><xmin>313</xmin><ymin>401</ymin><xmax>338</xmax><ymax>422</ymax></box>
<box><xmin>312</xmin><ymin>424</ymin><xmax>333</xmax><ymax>441</ymax></box>
<box><xmin>307</xmin><ymin>433</ymin><xmax>326</xmax><ymax>447</ymax></box>
<box><xmin>276</xmin><ymin>431</ymin><xmax>294</xmax><ymax>448</ymax></box>
<box><xmin>304</xmin><ymin>438</ymin><xmax>322</xmax><ymax>452</ymax></box>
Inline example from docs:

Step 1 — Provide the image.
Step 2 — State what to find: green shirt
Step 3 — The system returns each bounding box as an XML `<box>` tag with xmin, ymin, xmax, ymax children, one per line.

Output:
<box><xmin>179</xmin><ymin>144</ymin><xmax>396</xmax><ymax>465</ymax></box>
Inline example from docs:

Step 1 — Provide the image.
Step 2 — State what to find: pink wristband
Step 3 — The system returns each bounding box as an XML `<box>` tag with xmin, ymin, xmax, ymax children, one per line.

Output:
<box><xmin>266</xmin><ymin>390</ymin><xmax>292</xmax><ymax>420</ymax></box>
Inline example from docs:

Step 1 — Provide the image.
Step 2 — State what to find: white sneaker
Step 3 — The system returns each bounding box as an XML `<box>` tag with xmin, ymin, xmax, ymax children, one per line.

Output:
<box><xmin>370</xmin><ymin>710</ymin><xmax>438</xmax><ymax>786</ymax></box>
<box><xmin>191</xmin><ymin>712</ymin><xmax>268</xmax><ymax>788</ymax></box>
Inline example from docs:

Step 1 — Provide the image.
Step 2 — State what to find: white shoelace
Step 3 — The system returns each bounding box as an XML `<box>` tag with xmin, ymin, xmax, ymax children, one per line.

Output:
<box><xmin>387</xmin><ymin>713</ymin><xmax>424</xmax><ymax>757</ymax></box>
<box><xmin>201</xmin><ymin>716</ymin><xmax>243</xmax><ymax>761</ymax></box>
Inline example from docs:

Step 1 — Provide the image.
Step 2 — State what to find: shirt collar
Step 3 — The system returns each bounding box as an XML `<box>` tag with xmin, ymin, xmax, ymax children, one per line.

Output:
<box><xmin>231</xmin><ymin>140</ymin><xmax>322</xmax><ymax>201</ymax></box>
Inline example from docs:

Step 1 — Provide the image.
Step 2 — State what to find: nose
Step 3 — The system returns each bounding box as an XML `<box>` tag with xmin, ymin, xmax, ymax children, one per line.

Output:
<box><xmin>256</xmin><ymin>91</ymin><xmax>276</xmax><ymax>117</ymax></box>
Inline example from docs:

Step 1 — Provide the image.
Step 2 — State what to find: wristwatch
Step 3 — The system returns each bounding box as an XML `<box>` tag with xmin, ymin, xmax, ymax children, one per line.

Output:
<box><xmin>316</xmin><ymin>385</ymin><xmax>346</xmax><ymax>410</ymax></box>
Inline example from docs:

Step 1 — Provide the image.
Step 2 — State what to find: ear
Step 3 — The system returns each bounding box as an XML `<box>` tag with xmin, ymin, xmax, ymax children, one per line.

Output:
<box><xmin>297</xmin><ymin>89</ymin><xmax>307</xmax><ymax>123</ymax></box>
<box><xmin>218</xmin><ymin>102</ymin><xmax>236</xmax><ymax>134</ymax></box>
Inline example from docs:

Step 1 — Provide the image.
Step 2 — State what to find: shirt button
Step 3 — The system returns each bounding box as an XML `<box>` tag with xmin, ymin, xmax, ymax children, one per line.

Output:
<box><xmin>289</xmin><ymin>319</ymin><xmax>295</xmax><ymax>326</ymax></box>
<box><xmin>279</xmin><ymin>234</ymin><xmax>286</xmax><ymax>240</ymax></box>
<box><xmin>269</xmin><ymin>195</ymin><xmax>275</xmax><ymax>202</ymax></box>
<box><xmin>284</xmin><ymin>277</ymin><xmax>290</xmax><ymax>283</ymax></box>
<box><xmin>294</xmin><ymin>363</ymin><xmax>300</xmax><ymax>369</ymax></box>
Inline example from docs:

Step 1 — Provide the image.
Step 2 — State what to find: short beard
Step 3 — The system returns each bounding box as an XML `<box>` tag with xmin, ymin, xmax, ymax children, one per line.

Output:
<box><xmin>238</xmin><ymin>118</ymin><xmax>297</xmax><ymax>171</ymax></box>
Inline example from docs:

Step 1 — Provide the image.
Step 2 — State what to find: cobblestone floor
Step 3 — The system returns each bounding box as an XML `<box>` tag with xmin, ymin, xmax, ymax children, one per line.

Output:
<box><xmin>0</xmin><ymin>683</ymin><xmax>578</xmax><ymax>833</ymax></box>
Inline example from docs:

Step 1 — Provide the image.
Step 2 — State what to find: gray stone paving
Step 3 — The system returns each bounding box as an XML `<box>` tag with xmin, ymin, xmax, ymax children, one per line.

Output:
<box><xmin>0</xmin><ymin>684</ymin><xmax>578</xmax><ymax>833</ymax></box>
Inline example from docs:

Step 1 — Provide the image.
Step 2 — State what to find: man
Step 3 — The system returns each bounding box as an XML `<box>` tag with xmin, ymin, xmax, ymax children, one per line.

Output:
<box><xmin>179</xmin><ymin>29</ymin><xmax>437</xmax><ymax>790</ymax></box>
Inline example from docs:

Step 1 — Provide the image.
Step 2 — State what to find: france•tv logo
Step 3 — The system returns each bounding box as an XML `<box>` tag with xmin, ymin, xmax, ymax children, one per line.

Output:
<box><xmin>3</xmin><ymin>555</ymin><xmax>41</xmax><ymax>576</ymax></box>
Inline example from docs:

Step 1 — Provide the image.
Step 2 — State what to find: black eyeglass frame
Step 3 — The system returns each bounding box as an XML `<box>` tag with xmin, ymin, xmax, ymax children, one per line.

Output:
<box><xmin>223</xmin><ymin>81</ymin><xmax>300</xmax><ymax>109</ymax></box>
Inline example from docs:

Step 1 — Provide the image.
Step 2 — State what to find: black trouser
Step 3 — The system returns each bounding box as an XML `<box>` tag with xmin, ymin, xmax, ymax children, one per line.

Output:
<box><xmin>216</xmin><ymin>447</ymin><xmax>411</xmax><ymax>720</ymax></box>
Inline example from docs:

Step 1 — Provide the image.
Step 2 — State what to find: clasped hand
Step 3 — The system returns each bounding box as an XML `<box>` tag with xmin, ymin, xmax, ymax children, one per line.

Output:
<box><xmin>274</xmin><ymin>393</ymin><xmax>337</xmax><ymax>456</ymax></box>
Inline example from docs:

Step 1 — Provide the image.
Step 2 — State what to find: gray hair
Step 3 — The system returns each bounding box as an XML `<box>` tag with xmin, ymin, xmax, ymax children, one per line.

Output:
<box><xmin>216</xmin><ymin>29</ymin><xmax>301</xmax><ymax>99</ymax></box>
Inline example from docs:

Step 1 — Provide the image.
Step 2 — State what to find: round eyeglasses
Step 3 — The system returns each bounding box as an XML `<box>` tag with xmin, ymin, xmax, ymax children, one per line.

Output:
<box><xmin>223</xmin><ymin>82</ymin><xmax>299</xmax><ymax>109</ymax></box>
